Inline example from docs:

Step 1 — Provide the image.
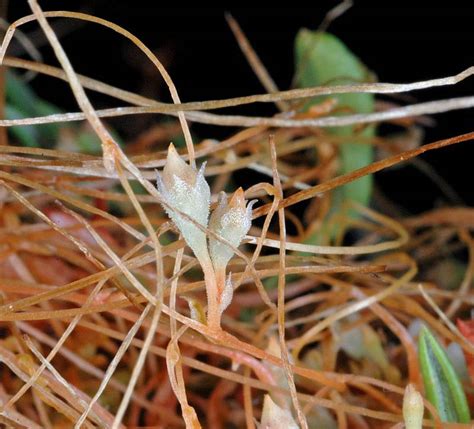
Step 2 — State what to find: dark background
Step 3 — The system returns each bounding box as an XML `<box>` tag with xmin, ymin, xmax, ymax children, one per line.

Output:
<box><xmin>6</xmin><ymin>2</ymin><xmax>474</xmax><ymax>210</ymax></box>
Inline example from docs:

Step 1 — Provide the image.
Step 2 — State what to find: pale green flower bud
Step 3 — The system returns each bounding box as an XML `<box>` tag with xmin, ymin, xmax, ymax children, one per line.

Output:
<box><xmin>208</xmin><ymin>188</ymin><xmax>255</xmax><ymax>269</ymax></box>
<box><xmin>260</xmin><ymin>395</ymin><xmax>298</xmax><ymax>429</ymax></box>
<box><xmin>403</xmin><ymin>384</ymin><xmax>424</xmax><ymax>429</ymax></box>
<box><xmin>157</xmin><ymin>144</ymin><xmax>210</xmax><ymax>261</ymax></box>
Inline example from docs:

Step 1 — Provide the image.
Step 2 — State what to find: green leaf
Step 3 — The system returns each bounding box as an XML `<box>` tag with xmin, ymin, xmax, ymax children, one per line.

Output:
<box><xmin>294</xmin><ymin>30</ymin><xmax>376</xmax><ymax>243</ymax></box>
<box><xmin>76</xmin><ymin>130</ymin><xmax>104</xmax><ymax>155</ymax></box>
<box><xmin>6</xmin><ymin>72</ymin><xmax>61</xmax><ymax>145</ymax></box>
<box><xmin>5</xmin><ymin>105</ymin><xmax>40</xmax><ymax>147</ymax></box>
<box><xmin>418</xmin><ymin>326</ymin><xmax>471</xmax><ymax>423</ymax></box>
<box><xmin>6</xmin><ymin>71</ymin><xmax>39</xmax><ymax>116</ymax></box>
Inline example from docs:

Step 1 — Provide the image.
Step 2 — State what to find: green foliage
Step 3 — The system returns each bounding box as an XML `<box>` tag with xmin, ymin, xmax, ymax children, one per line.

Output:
<box><xmin>5</xmin><ymin>105</ymin><xmax>40</xmax><ymax>147</ymax></box>
<box><xmin>6</xmin><ymin>71</ymin><xmax>123</xmax><ymax>152</ymax></box>
<box><xmin>294</xmin><ymin>30</ymin><xmax>376</xmax><ymax>243</ymax></box>
<box><xmin>418</xmin><ymin>326</ymin><xmax>471</xmax><ymax>423</ymax></box>
<box><xmin>6</xmin><ymin>71</ymin><xmax>61</xmax><ymax>146</ymax></box>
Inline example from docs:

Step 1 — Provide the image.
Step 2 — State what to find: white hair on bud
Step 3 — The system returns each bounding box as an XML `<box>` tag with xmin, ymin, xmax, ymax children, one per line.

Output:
<box><xmin>219</xmin><ymin>272</ymin><xmax>234</xmax><ymax>315</ymax></box>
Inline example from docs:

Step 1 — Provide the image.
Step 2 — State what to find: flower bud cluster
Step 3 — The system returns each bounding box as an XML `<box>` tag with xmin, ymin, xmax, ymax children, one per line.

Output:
<box><xmin>157</xmin><ymin>144</ymin><xmax>255</xmax><ymax>316</ymax></box>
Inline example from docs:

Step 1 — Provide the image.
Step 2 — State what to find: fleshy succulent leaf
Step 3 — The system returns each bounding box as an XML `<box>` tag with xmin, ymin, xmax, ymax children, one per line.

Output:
<box><xmin>418</xmin><ymin>326</ymin><xmax>470</xmax><ymax>423</ymax></box>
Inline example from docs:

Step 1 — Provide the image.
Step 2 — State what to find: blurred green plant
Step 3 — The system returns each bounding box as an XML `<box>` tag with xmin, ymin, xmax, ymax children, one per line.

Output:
<box><xmin>6</xmin><ymin>71</ymin><xmax>60</xmax><ymax>147</ymax></box>
<box><xmin>263</xmin><ymin>30</ymin><xmax>377</xmax><ymax>292</ymax></box>
<box><xmin>294</xmin><ymin>30</ymin><xmax>375</xmax><ymax>243</ymax></box>
<box><xmin>6</xmin><ymin>71</ymin><xmax>122</xmax><ymax>152</ymax></box>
